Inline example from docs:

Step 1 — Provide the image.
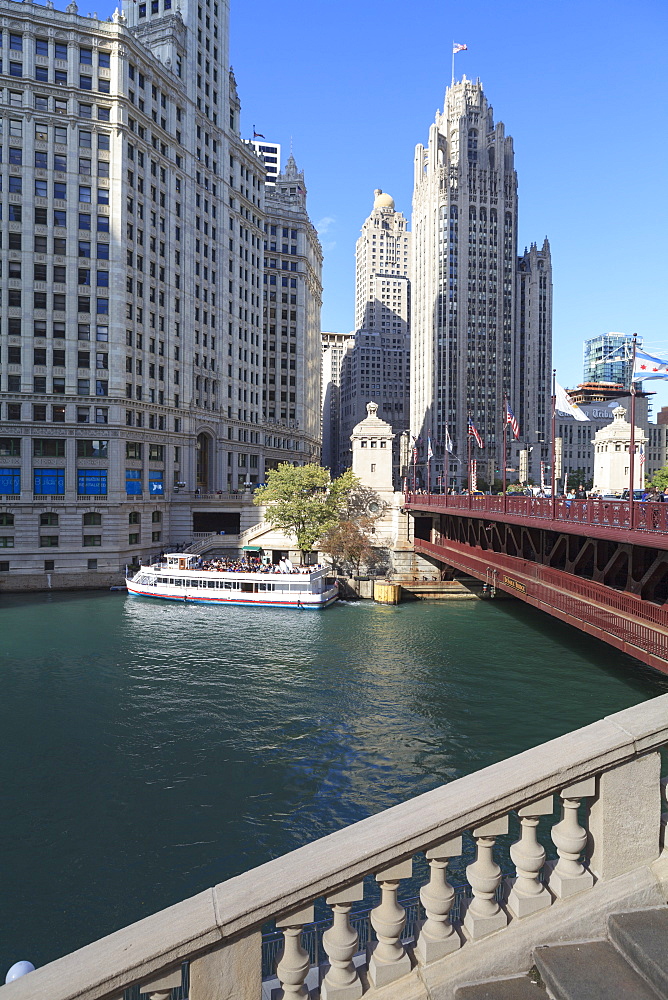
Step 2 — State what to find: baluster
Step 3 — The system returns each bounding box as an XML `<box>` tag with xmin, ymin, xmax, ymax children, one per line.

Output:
<box><xmin>507</xmin><ymin>796</ymin><xmax>553</xmax><ymax>918</ymax></box>
<box><xmin>275</xmin><ymin>904</ymin><xmax>315</xmax><ymax>998</ymax></box>
<box><xmin>463</xmin><ymin>816</ymin><xmax>508</xmax><ymax>940</ymax></box>
<box><xmin>139</xmin><ymin>967</ymin><xmax>182</xmax><ymax>1000</ymax></box>
<box><xmin>415</xmin><ymin>836</ymin><xmax>462</xmax><ymax>965</ymax></box>
<box><xmin>548</xmin><ymin>777</ymin><xmax>595</xmax><ymax>898</ymax></box>
<box><xmin>320</xmin><ymin>882</ymin><xmax>364</xmax><ymax>1000</ymax></box>
<box><xmin>367</xmin><ymin>858</ymin><xmax>413</xmax><ymax>988</ymax></box>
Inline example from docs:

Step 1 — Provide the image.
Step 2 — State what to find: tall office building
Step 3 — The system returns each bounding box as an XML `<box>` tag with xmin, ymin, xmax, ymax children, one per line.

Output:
<box><xmin>249</xmin><ymin>138</ymin><xmax>281</xmax><ymax>186</ymax></box>
<box><xmin>262</xmin><ymin>154</ymin><xmax>322</xmax><ymax>470</ymax></box>
<box><xmin>410</xmin><ymin>77</ymin><xmax>552</xmax><ymax>487</ymax></box>
<box><xmin>338</xmin><ymin>190</ymin><xmax>411</xmax><ymax>477</ymax></box>
<box><xmin>321</xmin><ymin>331</ymin><xmax>355</xmax><ymax>475</ymax></box>
<box><xmin>0</xmin><ymin>0</ymin><xmax>319</xmax><ymax>586</ymax></box>
<box><xmin>516</xmin><ymin>240</ymin><xmax>552</xmax><ymax>479</ymax></box>
<box><xmin>583</xmin><ymin>333</ymin><xmax>637</xmax><ymax>389</ymax></box>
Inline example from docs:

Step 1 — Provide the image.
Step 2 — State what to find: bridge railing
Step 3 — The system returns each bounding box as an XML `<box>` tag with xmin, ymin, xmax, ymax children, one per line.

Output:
<box><xmin>2</xmin><ymin>696</ymin><xmax>667</xmax><ymax>1000</ymax></box>
<box><xmin>407</xmin><ymin>493</ymin><xmax>668</xmax><ymax>534</ymax></box>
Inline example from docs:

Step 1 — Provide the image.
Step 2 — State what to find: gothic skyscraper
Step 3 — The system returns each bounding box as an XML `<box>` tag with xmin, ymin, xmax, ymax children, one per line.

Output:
<box><xmin>410</xmin><ymin>77</ymin><xmax>552</xmax><ymax>487</ymax></box>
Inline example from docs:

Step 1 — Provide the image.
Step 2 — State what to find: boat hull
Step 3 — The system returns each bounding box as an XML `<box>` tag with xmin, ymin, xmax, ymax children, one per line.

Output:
<box><xmin>125</xmin><ymin>582</ymin><xmax>339</xmax><ymax>608</ymax></box>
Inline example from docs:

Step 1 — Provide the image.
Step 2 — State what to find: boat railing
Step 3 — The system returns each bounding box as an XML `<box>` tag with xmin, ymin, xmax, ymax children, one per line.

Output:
<box><xmin>2</xmin><ymin>695</ymin><xmax>666</xmax><ymax>1000</ymax></box>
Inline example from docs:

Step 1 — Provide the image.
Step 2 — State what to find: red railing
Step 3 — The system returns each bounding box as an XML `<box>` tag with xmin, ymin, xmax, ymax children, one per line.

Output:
<box><xmin>407</xmin><ymin>493</ymin><xmax>668</xmax><ymax>535</ymax></box>
<box><xmin>415</xmin><ymin>538</ymin><xmax>668</xmax><ymax>670</ymax></box>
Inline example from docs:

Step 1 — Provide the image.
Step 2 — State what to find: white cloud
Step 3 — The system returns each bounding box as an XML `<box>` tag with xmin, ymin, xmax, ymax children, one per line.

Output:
<box><xmin>316</xmin><ymin>216</ymin><xmax>335</xmax><ymax>236</ymax></box>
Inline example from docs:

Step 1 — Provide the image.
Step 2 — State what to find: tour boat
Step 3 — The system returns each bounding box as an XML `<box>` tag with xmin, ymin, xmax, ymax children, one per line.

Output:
<box><xmin>126</xmin><ymin>553</ymin><xmax>339</xmax><ymax>608</ymax></box>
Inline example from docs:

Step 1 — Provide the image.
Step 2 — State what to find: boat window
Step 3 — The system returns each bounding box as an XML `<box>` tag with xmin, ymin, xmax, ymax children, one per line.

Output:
<box><xmin>291</xmin><ymin>584</ymin><xmax>308</xmax><ymax>592</ymax></box>
<box><xmin>207</xmin><ymin>580</ymin><xmax>217</xmax><ymax>588</ymax></box>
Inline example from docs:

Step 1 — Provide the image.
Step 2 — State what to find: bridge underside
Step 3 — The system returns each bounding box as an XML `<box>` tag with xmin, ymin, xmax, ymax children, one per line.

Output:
<box><xmin>413</xmin><ymin>512</ymin><xmax>668</xmax><ymax>675</ymax></box>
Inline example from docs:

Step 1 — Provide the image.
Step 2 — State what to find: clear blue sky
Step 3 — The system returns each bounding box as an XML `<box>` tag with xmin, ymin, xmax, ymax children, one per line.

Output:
<box><xmin>109</xmin><ymin>0</ymin><xmax>668</xmax><ymax>406</ymax></box>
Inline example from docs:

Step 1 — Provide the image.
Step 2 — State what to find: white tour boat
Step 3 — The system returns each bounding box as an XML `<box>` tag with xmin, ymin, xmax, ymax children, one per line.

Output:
<box><xmin>126</xmin><ymin>553</ymin><xmax>339</xmax><ymax>608</ymax></box>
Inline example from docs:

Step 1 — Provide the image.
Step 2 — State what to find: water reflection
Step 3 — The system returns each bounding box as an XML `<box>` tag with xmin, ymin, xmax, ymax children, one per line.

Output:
<box><xmin>0</xmin><ymin>591</ymin><xmax>665</xmax><ymax>970</ymax></box>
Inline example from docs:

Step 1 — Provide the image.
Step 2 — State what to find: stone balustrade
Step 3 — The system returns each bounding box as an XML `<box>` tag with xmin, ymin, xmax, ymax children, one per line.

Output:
<box><xmin>2</xmin><ymin>695</ymin><xmax>667</xmax><ymax>1000</ymax></box>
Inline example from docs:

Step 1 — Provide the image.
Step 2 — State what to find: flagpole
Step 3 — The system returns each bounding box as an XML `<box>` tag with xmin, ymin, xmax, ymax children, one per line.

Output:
<box><xmin>550</xmin><ymin>369</ymin><xmax>556</xmax><ymax>520</ymax></box>
<box><xmin>467</xmin><ymin>414</ymin><xmax>472</xmax><ymax>509</ymax></box>
<box><xmin>502</xmin><ymin>395</ymin><xmax>508</xmax><ymax>512</ymax></box>
<box><xmin>451</xmin><ymin>42</ymin><xmax>455</xmax><ymax>87</ymax></box>
<box><xmin>427</xmin><ymin>450</ymin><xmax>431</xmax><ymax>495</ymax></box>
<box><xmin>444</xmin><ymin>440</ymin><xmax>449</xmax><ymax>505</ymax></box>
<box><xmin>412</xmin><ymin>442</ymin><xmax>417</xmax><ymax>494</ymax></box>
<box><xmin>629</xmin><ymin>333</ymin><xmax>638</xmax><ymax>530</ymax></box>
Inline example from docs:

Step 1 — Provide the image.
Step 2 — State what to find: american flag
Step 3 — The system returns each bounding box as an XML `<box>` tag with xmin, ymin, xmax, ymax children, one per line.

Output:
<box><xmin>506</xmin><ymin>401</ymin><xmax>520</xmax><ymax>440</ymax></box>
<box><xmin>468</xmin><ymin>418</ymin><xmax>484</xmax><ymax>449</ymax></box>
<box><xmin>639</xmin><ymin>443</ymin><xmax>645</xmax><ymax>467</ymax></box>
<box><xmin>452</xmin><ymin>42</ymin><xmax>467</xmax><ymax>54</ymax></box>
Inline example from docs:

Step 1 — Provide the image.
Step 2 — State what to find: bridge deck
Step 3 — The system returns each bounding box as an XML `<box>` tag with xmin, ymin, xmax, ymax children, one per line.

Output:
<box><xmin>406</xmin><ymin>494</ymin><xmax>668</xmax><ymax>550</ymax></box>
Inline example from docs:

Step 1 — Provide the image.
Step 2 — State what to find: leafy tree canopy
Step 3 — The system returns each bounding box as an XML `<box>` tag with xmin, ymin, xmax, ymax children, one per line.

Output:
<box><xmin>253</xmin><ymin>464</ymin><xmax>359</xmax><ymax>556</ymax></box>
<box><xmin>649</xmin><ymin>466</ymin><xmax>668</xmax><ymax>491</ymax></box>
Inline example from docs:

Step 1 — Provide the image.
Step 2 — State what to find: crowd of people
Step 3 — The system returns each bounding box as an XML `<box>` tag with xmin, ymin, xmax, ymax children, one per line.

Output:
<box><xmin>193</xmin><ymin>556</ymin><xmax>320</xmax><ymax>575</ymax></box>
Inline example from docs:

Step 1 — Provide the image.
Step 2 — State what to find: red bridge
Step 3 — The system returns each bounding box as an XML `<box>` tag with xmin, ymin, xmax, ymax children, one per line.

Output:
<box><xmin>405</xmin><ymin>493</ymin><xmax>668</xmax><ymax>675</ymax></box>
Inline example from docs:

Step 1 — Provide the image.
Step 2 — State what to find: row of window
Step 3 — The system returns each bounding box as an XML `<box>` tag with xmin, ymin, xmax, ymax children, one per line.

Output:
<box><xmin>2</xmin><ymin>177</ymin><xmax>110</xmax><ymax>202</ymax></box>
<box><xmin>4</xmin><ymin>267</ymin><xmax>110</xmax><ymax>286</ymax></box>
<box><xmin>2</xmin><ymin>347</ymin><xmax>108</xmax><ymax>364</ymax></box>
<box><xmin>5</xmin><ymin>376</ymin><xmax>109</xmax><ymax>395</ymax></box>
<box><xmin>0</xmin><ymin>511</ymin><xmax>162</xmax><ymax>526</ymax></box>
<box><xmin>3</xmin><ymin>63</ymin><xmax>110</xmax><ymax>92</ymax></box>
<box><xmin>4</xmin><ymin>321</ymin><xmax>109</xmax><ymax>340</ymax></box>
<box><xmin>0</xmin><ymin>533</ymin><xmax>161</xmax><ymax>547</ymax></box>
<box><xmin>0</xmin><ymin>469</ymin><xmax>165</xmax><ymax>496</ymax></box>
<box><xmin>5</xmin><ymin>231</ymin><xmax>109</xmax><ymax>253</ymax></box>
<box><xmin>2</xmin><ymin>91</ymin><xmax>111</xmax><ymax>120</ymax></box>
<box><xmin>0</xmin><ymin>439</ymin><xmax>165</xmax><ymax>461</ymax></box>
<box><xmin>1</xmin><ymin>33</ymin><xmax>110</xmax><ymax>65</ymax></box>
<box><xmin>6</xmin><ymin>293</ymin><xmax>110</xmax><ymax>313</ymax></box>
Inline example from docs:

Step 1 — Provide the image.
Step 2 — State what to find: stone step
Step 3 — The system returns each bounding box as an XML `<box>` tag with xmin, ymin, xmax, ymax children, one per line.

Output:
<box><xmin>456</xmin><ymin>975</ymin><xmax>544</xmax><ymax>999</ymax></box>
<box><xmin>534</xmin><ymin>940</ymin><xmax>662</xmax><ymax>1000</ymax></box>
<box><xmin>608</xmin><ymin>908</ymin><xmax>668</xmax><ymax>998</ymax></box>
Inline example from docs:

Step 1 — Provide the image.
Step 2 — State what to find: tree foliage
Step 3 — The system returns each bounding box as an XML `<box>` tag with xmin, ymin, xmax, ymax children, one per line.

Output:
<box><xmin>253</xmin><ymin>464</ymin><xmax>359</xmax><ymax>557</ymax></box>
<box><xmin>649</xmin><ymin>466</ymin><xmax>668</xmax><ymax>491</ymax></box>
<box><xmin>320</xmin><ymin>516</ymin><xmax>379</xmax><ymax>577</ymax></box>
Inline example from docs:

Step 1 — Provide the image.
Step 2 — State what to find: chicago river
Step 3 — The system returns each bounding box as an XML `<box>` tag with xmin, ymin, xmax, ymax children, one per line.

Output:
<box><xmin>1</xmin><ymin>591</ymin><xmax>666</xmax><ymax>972</ymax></box>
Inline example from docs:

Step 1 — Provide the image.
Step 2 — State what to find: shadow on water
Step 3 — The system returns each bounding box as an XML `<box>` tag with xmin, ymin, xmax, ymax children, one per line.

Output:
<box><xmin>0</xmin><ymin>590</ymin><xmax>666</xmax><ymax>971</ymax></box>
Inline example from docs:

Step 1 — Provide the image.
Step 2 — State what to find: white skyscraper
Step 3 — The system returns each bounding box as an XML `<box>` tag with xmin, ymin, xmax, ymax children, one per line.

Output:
<box><xmin>248</xmin><ymin>139</ymin><xmax>281</xmax><ymax>186</ymax></box>
<box><xmin>411</xmin><ymin>76</ymin><xmax>551</xmax><ymax>488</ymax></box>
<box><xmin>0</xmin><ymin>0</ymin><xmax>319</xmax><ymax>587</ymax></box>
<box><xmin>338</xmin><ymin>190</ymin><xmax>411</xmax><ymax>478</ymax></box>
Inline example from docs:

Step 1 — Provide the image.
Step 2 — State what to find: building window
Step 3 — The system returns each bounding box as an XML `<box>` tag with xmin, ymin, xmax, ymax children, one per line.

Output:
<box><xmin>0</xmin><ymin>439</ymin><xmax>21</xmax><ymax>457</ymax></box>
<box><xmin>40</xmin><ymin>513</ymin><xmax>59</xmax><ymax>527</ymax></box>
<box><xmin>126</xmin><ymin>470</ymin><xmax>142</xmax><ymax>495</ymax></box>
<box><xmin>129</xmin><ymin>533</ymin><xmax>140</xmax><ymax>545</ymax></box>
<box><xmin>39</xmin><ymin>536</ymin><xmax>59</xmax><ymax>547</ymax></box>
<box><xmin>0</xmin><ymin>469</ymin><xmax>21</xmax><ymax>494</ymax></box>
<box><xmin>149</xmin><ymin>471</ymin><xmax>164</xmax><ymax>495</ymax></box>
<box><xmin>87</xmin><ymin>559</ymin><xmax>99</xmax><ymax>570</ymax></box>
<box><xmin>84</xmin><ymin>535</ymin><xmax>102</xmax><ymax>547</ymax></box>
<box><xmin>83</xmin><ymin>512</ymin><xmax>102</xmax><ymax>526</ymax></box>
<box><xmin>78</xmin><ymin>470</ymin><xmax>107</xmax><ymax>495</ymax></box>
<box><xmin>151</xmin><ymin>510</ymin><xmax>162</xmax><ymax>523</ymax></box>
<box><xmin>77</xmin><ymin>440</ymin><xmax>108</xmax><ymax>458</ymax></box>
<box><xmin>33</xmin><ymin>469</ymin><xmax>65</xmax><ymax>495</ymax></box>
<box><xmin>0</xmin><ymin>537</ymin><xmax>15</xmax><ymax>548</ymax></box>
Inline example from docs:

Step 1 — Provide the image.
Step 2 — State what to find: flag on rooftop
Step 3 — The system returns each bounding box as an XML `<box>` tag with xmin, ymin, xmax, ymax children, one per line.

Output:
<box><xmin>453</xmin><ymin>42</ymin><xmax>467</xmax><ymax>53</ymax></box>
<box><xmin>506</xmin><ymin>401</ymin><xmax>520</xmax><ymax>440</ymax></box>
<box><xmin>555</xmin><ymin>381</ymin><xmax>589</xmax><ymax>421</ymax></box>
<box><xmin>632</xmin><ymin>349</ymin><xmax>668</xmax><ymax>381</ymax></box>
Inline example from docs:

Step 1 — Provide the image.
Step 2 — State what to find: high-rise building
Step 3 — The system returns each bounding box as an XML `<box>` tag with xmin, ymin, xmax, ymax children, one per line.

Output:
<box><xmin>249</xmin><ymin>139</ymin><xmax>281</xmax><ymax>186</ymax></box>
<box><xmin>338</xmin><ymin>190</ymin><xmax>411</xmax><ymax>478</ymax></box>
<box><xmin>321</xmin><ymin>331</ymin><xmax>355</xmax><ymax>475</ymax></box>
<box><xmin>516</xmin><ymin>240</ymin><xmax>552</xmax><ymax>480</ymax></box>
<box><xmin>262</xmin><ymin>154</ymin><xmax>322</xmax><ymax>470</ymax></box>
<box><xmin>583</xmin><ymin>333</ymin><xmax>638</xmax><ymax>389</ymax></box>
<box><xmin>0</xmin><ymin>0</ymin><xmax>319</xmax><ymax>586</ymax></box>
<box><xmin>410</xmin><ymin>77</ymin><xmax>552</xmax><ymax>488</ymax></box>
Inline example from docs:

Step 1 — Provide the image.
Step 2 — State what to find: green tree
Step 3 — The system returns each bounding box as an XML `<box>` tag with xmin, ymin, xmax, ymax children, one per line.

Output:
<box><xmin>320</xmin><ymin>516</ymin><xmax>377</xmax><ymax>577</ymax></box>
<box><xmin>649</xmin><ymin>466</ymin><xmax>668</xmax><ymax>491</ymax></box>
<box><xmin>253</xmin><ymin>464</ymin><xmax>359</xmax><ymax>559</ymax></box>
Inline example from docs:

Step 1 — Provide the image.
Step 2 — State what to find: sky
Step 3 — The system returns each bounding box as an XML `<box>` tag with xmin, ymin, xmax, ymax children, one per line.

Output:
<box><xmin>103</xmin><ymin>0</ymin><xmax>668</xmax><ymax>407</ymax></box>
